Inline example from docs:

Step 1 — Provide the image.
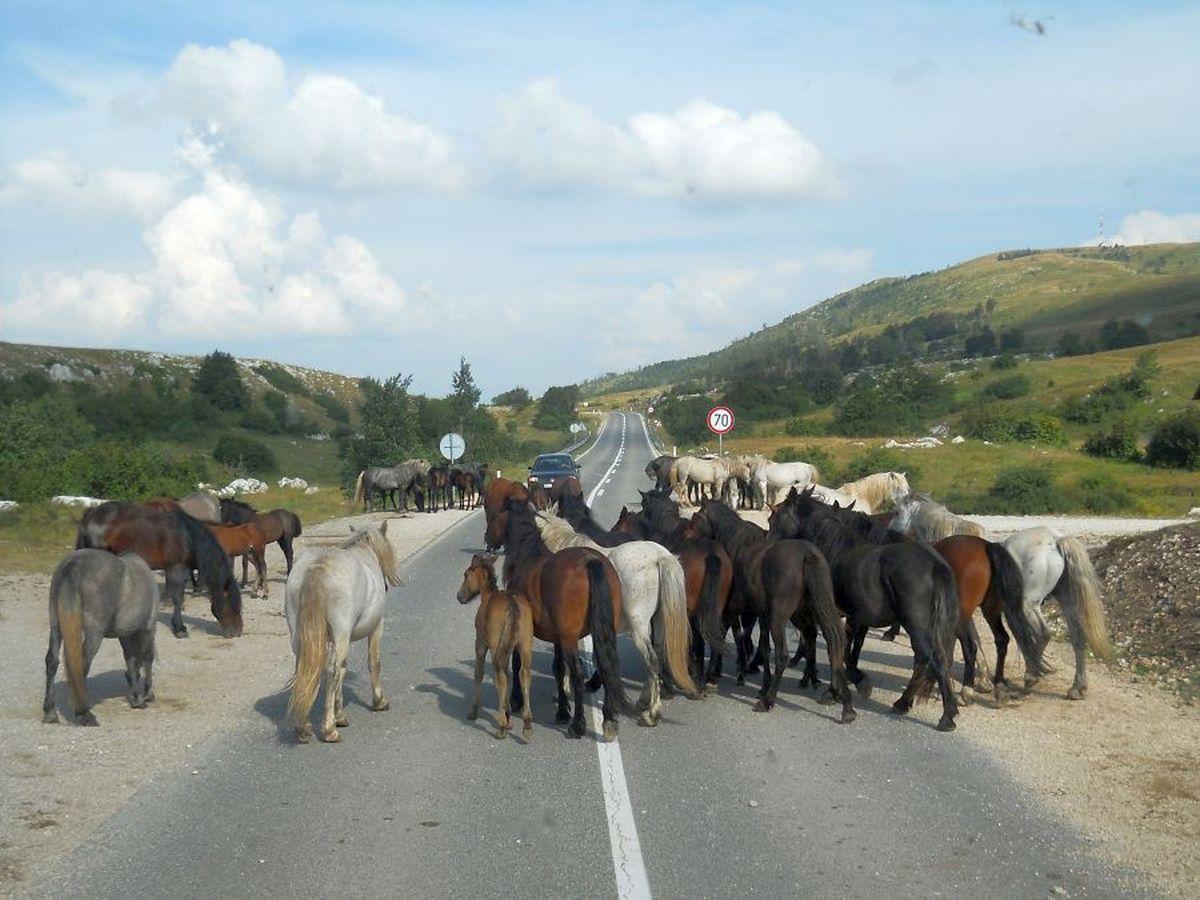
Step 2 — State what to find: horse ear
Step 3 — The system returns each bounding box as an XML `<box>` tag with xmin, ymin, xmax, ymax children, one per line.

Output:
<box><xmin>619</xmin><ymin>505</ymin><xmax>629</xmax><ymax>517</ymax></box>
<box><xmin>349</xmin><ymin>524</ymin><xmax>360</xmax><ymax>533</ymax></box>
<box><xmin>548</xmin><ymin>501</ymin><xmax>559</xmax><ymax>516</ymax></box>
<box><xmin>380</xmin><ymin>519</ymin><xmax>389</xmax><ymax>535</ymax></box>
<box><xmin>847</xmin><ymin>500</ymin><xmax>856</xmax><ymax>510</ymax></box>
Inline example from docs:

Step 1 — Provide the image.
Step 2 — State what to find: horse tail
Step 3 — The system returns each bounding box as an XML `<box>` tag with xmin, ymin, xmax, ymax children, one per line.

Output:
<box><xmin>353</xmin><ymin>471</ymin><xmax>365</xmax><ymax>509</ymax></box>
<box><xmin>1056</xmin><ymin>536</ymin><xmax>1113</xmax><ymax>660</ymax></box>
<box><xmin>804</xmin><ymin>549</ymin><xmax>847</xmax><ymax>681</ymax></box>
<box><xmin>289</xmin><ymin>511</ymin><xmax>303</xmax><ymax>538</ymax></box>
<box><xmin>52</xmin><ymin>561</ymin><xmax>89</xmax><ymax>716</ymax></box>
<box><xmin>586</xmin><ymin>559</ymin><xmax>634</xmax><ymax>715</ymax></box>
<box><xmin>917</xmin><ymin>553</ymin><xmax>960</xmax><ymax>701</ymax></box>
<box><xmin>288</xmin><ymin>563</ymin><xmax>330</xmax><ymax>729</ymax></box>
<box><xmin>698</xmin><ymin>553</ymin><xmax>726</xmax><ymax>649</ymax></box>
<box><xmin>984</xmin><ymin>539</ymin><xmax>1045</xmax><ymax>674</ymax></box>
<box><xmin>657</xmin><ymin>556</ymin><xmax>699</xmax><ymax>699</ymax></box>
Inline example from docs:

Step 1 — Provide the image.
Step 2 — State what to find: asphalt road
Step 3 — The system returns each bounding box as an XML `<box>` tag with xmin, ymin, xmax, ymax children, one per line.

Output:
<box><xmin>31</xmin><ymin>413</ymin><xmax>1143</xmax><ymax>899</ymax></box>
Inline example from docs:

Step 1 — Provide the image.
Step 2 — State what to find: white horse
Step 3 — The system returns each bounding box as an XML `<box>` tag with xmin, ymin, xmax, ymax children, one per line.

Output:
<box><xmin>286</xmin><ymin>521</ymin><xmax>401</xmax><ymax>743</ymax></box>
<box><xmin>890</xmin><ymin>492</ymin><xmax>985</xmax><ymax>541</ymax></box>
<box><xmin>751</xmin><ymin>458</ymin><xmax>820</xmax><ymax>505</ymax></box>
<box><xmin>533</xmin><ymin>509</ymin><xmax>698</xmax><ymax>725</ymax></box>
<box><xmin>670</xmin><ymin>456</ymin><xmax>728</xmax><ymax>506</ymax></box>
<box><xmin>1001</xmin><ymin>527</ymin><xmax>1112</xmax><ymax>701</ymax></box>
<box><xmin>836</xmin><ymin>471</ymin><xmax>910</xmax><ymax>514</ymax></box>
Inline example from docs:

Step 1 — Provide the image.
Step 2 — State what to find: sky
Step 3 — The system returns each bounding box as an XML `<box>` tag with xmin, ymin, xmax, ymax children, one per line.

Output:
<box><xmin>1</xmin><ymin>1</ymin><xmax>1198</xmax><ymax>397</ymax></box>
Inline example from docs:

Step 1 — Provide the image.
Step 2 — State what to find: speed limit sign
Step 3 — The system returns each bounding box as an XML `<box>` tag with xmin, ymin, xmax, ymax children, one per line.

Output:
<box><xmin>706</xmin><ymin>406</ymin><xmax>734</xmax><ymax>435</ymax></box>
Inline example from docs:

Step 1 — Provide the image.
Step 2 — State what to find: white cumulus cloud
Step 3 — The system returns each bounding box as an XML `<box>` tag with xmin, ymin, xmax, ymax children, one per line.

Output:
<box><xmin>0</xmin><ymin>153</ymin><xmax>180</xmax><ymax>221</ymax></box>
<box><xmin>2</xmin><ymin>167</ymin><xmax>420</xmax><ymax>342</ymax></box>
<box><xmin>157</xmin><ymin>39</ymin><xmax>468</xmax><ymax>193</ymax></box>
<box><xmin>488</xmin><ymin>79</ymin><xmax>837</xmax><ymax>200</ymax></box>
<box><xmin>1104</xmin><ymin>210</ymin><xmax>1200</xmax><ymax>246</ymax></box>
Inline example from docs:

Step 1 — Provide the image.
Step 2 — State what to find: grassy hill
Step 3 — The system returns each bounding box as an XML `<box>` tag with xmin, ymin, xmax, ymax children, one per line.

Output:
<box><xmin>583</xmin><ymin>243</ymin><xmax>1200</xmax><ymax>395</ymax></box>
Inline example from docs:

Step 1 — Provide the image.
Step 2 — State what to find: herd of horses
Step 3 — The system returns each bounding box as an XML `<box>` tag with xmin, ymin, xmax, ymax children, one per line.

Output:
<box><xmin>41</xmin><ymin>492</ymin><xmax>301</xmax><ymax>726</ymax></box>
<box><xmin>39</xmin><ymin>439</ymin><xmax>1112</xmax><ymax>749</ymax></box>
<box><xmin>353</xmin><ymin>459</ymin><xmax>487</xmax><ymax>513</ymax></box>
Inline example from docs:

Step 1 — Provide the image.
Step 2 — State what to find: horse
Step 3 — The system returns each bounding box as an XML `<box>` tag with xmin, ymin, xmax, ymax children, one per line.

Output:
<box><xmin>492</xmin><ymin>498</ymin><xmax>634</xmax><ymax>740</ymax></box>
<box><xmin>670</xmin><ymin>456</ymin><xmax>728</xmax><ymax>506</ymax></box>
<box><xmin>720</xmin><ymin>455</ymin><xmax>756</xmax><ymax>509</ymax></box>
<box><xmin>457</xmin><ymin>554</ymin><xmax>534</xmax><ymax>740</ymax></box>
<box><xmin>1000</xmin><ymin>527</ymin><xmax>1113</xmax><ymax>701</ymax></box>
<box><xmin>483</xmin><ymin>477</ymin><xmax>530</xmax><ymax>551</ymax></box>
<box><xmin>42</xmin><ymin>549</ymin><xmax>158</xmax><ymax>726</ymax></box>
<box><xmin>834</xmin><ymin>471</ymin><xmax>910</xmax><ymax>514</ymax></box>
<box><xmin>549</xmin><ymin>475</ymin><xmax>583</xmax><ymax>506</ymax></box>
<box><xmin>750</xmin><ymin>458</ymin><xmax>820</xmax><ymax>505</ymax></box>
<box><xmin>613</xmin><ymin>498</ymin><xmax>733</xmax><ymax>688</ymax></box>
<box><xmin>206</xmin><ymin>522</ymin><xmax>269</xmax><ymax>598</ymax></box>
<box><xmin>890</xmin><ymin>492</ymin><xmax>985</xmax><ymax>542</ymax></box>
<box><xmin>286</xmin><ymin>521</ymin><xmax>401</xmax><ymax>743</ymax></box>
<box><xmin>528</xmin><ymin>483</ymin><xmax>551</xmax><ymax>510</ymax></box>
<box><xmin>77</xmin><ymin>503</ymin><xmax>243</xmax><ymax>638</ymax></box>
<box><xmin>141</xmin><ymin>490</ymin><xmax>222</xmax><ymax>523</ymax></box>
<box><xmin>644</xmin><ymin>455</ymin><xmax>677</xmax><ymax>493</ymax></box>
<box><xmin>533</xmin><ymin>508</ymin><xmax>699</xmax><ymax>725</ymax></box>
<box><xmin>425</xmin><ymin>463</ymin><xmax>453</xmax><ymax>512</ymax></box>
<box><xmin>768</xmin><ymin>490</ymin><xmax>959</xmax><ymax>731</ymax></box>
<box><xmin>219</xmin><ymin>499</ymin><xmax>303</xmax><ymax>578</ymax></box>
<box><xmin>688</xmin><ymin>499</ymin><xmax>855</xmax><ymax>722</ymax></box>
<box><xmin>352</xmin><ymin>460</ymin><xmax>429</xmax><ymax>512</ymax></box>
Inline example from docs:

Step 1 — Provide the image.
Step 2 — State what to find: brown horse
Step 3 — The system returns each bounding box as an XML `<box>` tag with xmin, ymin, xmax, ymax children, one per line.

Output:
<box><xmin>207</xmin><ymin>522</ymin><xmax>269</xmax><ymax>597</ymax></box>
<box><xmin>483</xmin><ymin>477</ymin><xmax>529</xmax><ymax>550</ymax></box>
<box><xmin>426</xmin><ymin>464</ymin><xmax>453</xmax><ymax>512</ymax></box>
<box><xmin>495</xmin><ymin>498</ymin><xmax>633</xmax><ymax>740</ymax></box>
<box><xmin>219</xmin><ymin>499</ymin><xmax>303</xmax><ymax>579</ymax></box>
<box><xmin>456</xmin><ymin>554</ymin><xmax>534</xmax><ymax>740</ymax></box>
<box><xmin>528</xmin><ymin>483</ymin><xmax>551</xmax><ymax>510</ymax></box>
<box><xmin>76</xmin><ymin>503</ymin><xmax>242</xmax><ymax>638</ymax></box>
<box><xmin>549</xmin><ymin>476</ymin><xmax>583</xmax><ymax>506</ymax></box>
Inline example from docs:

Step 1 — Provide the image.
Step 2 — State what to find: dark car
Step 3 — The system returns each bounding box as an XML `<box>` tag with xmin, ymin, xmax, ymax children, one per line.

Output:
<box><xmin>527</xmin><ymin>453</ymin><xmax>580</xmax><ymax>490</ymax></box>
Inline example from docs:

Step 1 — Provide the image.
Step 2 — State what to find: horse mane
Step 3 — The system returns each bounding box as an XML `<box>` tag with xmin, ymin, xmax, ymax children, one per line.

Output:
<box><xmin>907</xmin><ymin>494</ymin><xmax>984</xmax><ymax>542</ymax></box>
<box><xmin>174</xmin><ymin>511</ymin><xmax>241</xmax><ymax>615</ymax></box>
<box><xmin>501</xmin><ymin>500</ymin><xmax>551</xmax><ymax>584</ymax></box>
<box><xmin>535</xmin><ymin>510</ymin><xmax>603</xmax><ymax>552</ymax></box>
<box><xmin>342</xmin><ymin>528</ymin><xmax>401</xmax><ymax>586</ymax></box>
<box><xmin>473</xmin><ymin>556</ymin><xmax>499</xmax><ymax>591</ymax></box>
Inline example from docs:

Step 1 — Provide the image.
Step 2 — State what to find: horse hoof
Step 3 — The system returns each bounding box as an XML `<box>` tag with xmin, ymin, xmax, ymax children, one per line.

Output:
<box><xmin>959</xmin><ymin>687</ymin><xmax>975</xmax><ymax>706</ymax></box>
<box><xmin>602</xmin><ymin>721</ymin><xmax>619</xmax><ymax>742</ymax></box>
<box><xmin>752</xmin><ymin>699</ymin><xmax>770</xmax><ymax>713</ymax></box>
<box><xmin>42</xmin><ymin>711</ymin><xmax>59</xmax><ymax>725</ymax></box>
<box><xmin>840</xmin><ymin>708</ymin><xmax>857</xmax><ymax>725</ymax></box>
<box><xmin>855</xmin><ymin>677</ymin><xmax>873</xmax><ymax>699</ymax></box>
<box><xmin>145</xmin><ymin>690</ymin><xmax>155</xmax><ymax>703</ymax></box>
<box><xmin>466</xmin><ymin>709</ymin><xmax>478</xmax><ymax>721</ymax></box>
<box><xmin>172</xmin><ymin>627</ymin><xmax>188</xmax><ymax>639</ymax></box>
<box><xmin>890</xmin><ymin>700</ymin><xmax>911</xmax><ymax>716</ymax></box>
<box><xmin>637</xmin><ymin>713</ymin><xmax>657</xmax><ymax>727</ymax></box>
<box><xmin>523</xmin><ymin>725</ymin><xmax>533</xmax><ymax>741</ymax></box>
<box><xmin>974</xmin><ymin>676</ymin><xmax>994</xmax><ymax>693</ymax></box>
<box><xmin>494</xmin><ymin>729</ymin><xmax>508</xmax><ymax>740</ymax></box>
<box><xmin>1024</xmin><ymin>676</ymin><xmax>1040</xmax><ymax>691</ymax></box>
<box><xmin>554</xmin><ymin>710</ymin><xmax>570</xmax><ymax>723</ymax></box>
<box><xmin>372</xmin><ymin>698</ymin><xmax>390</xmax><ymax>712</ymax></box>
<box><xmin>79</xmin><ymin>712</ymin><xmax>99</xmax><ymax>727</ymax></box>
<box><xmin>295</xmin><ymin>726</ymin><xmax>312</xmax><ymax>744</ymax></box>
<box><xmin>322</xmin><ymin>729</ymin><xmax>341</xmax><ymax>743</ymax></box>
<box><xmin>879</xmin><ymin>632</ymin><xmax>897</xmax><ymax>642</ymax></box>
<box><xmin>335</xmin><ymin>714</ymin><xmax>350</xmax><ymax>728</ymax></box>
<box><xmin>817</xmin><ymin>690</ymin><xmax>837</xmax><ymax>706</ymax></box>
<box><xmin>1066</xmin><ymin>686</ymin><xmax>1086</xmax><ymax>701</ymax></box>
<box><xmin>936</xmin><ymin>717</ymin><xmax>957</xmax><ymax>733</ymax></box>
<box><xmin>736</xmin><ymin>676</ymin><xmax>746</xmax><ymax>686</ymax></box>
<box><xmin>565</xmin><ymin>727</ymin><xmax>584</xmax><ymax>740</ymax></box>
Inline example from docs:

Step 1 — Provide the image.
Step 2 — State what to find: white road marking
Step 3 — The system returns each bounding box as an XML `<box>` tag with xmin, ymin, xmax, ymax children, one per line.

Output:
<box><xmin>582</xmin><ymin>413</ymin><xmax>652</xmax><ymax>900</ymax></box>
<box><xmin>574</xmin><ymin>416</ymin><xmax>609</xmax><ymax>461</ymax></box>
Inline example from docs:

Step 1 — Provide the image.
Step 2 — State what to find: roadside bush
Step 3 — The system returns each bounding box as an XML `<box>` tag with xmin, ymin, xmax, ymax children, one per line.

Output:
<box><xmin>784</xmin><ymin>417</ymin><xmax>825</xmax><ymax>437</ymax></box>
<box><xmin>839</xmin><ymin>448</ymin><xmax>918</xmax><ymax>486</ymax></box>
<box><xmin>1078</xmin><ymin>474</ymin><xmax>1134</xmax><ymax>514</ymax></box>
<box><xmin>1082</xmin><ymin>420</ymin><xmax>1142</xmax><ymax>462</ymax></box>
<box><xmin>61</xmin><ymin>442</ymin><xmax>209</xmax><ymax>501</ymax></box>
<box><xmin>657</xmin><ymin>394</ymin><xmax>713</xmax><ymax>446</ymax></box>
<box><xmin>980</xmin><ymin>373</ymin><xmax>1031</xmax><ymax>401</ymax></box>
<box><xmin>1145</xmin><ymin>409</ymin><xmax>1200</xmax><ymax>470</ymax></box>
<box><xmin>213</xmin><ymin>433</ymin><xmax>276</xmax><ymax>473</ymax></box>
<box><xmin>986</xmin><ymin>464</ymin><xmax>1064</xmax><ymax>514</ymax></box>
<box><xmin>771</xmin><ymin>445</ymin><xmax>803</xmax><ymax>464</ymax></box>
<box><xmin>961</xmin><ymin>408</ymin><xmax>1066</xmax><ymax>445</ymax></box>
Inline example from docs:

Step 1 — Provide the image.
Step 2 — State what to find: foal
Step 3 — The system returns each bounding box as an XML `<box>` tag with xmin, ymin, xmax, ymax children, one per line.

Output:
<box><xmin>457</xmin><ymin>554</ymin><xmax>533</xmax><ymax>740</ymax></box>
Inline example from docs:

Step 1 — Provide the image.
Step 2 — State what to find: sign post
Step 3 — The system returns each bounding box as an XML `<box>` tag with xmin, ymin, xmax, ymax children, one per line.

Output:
<box><xmin>705</xmin><ymin>405</ymin><xmax>735</xmax><ymax>455</ymax></box>
<box><xmin>439</xmin><ymin>432</ymin><xmax>465</xmax><ymax>462</ymax></box>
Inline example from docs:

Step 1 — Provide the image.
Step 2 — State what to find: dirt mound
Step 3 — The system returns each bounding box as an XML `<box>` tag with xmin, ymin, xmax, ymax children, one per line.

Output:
<box><xmin>1093</xmin><ymin>521</ymin><xmax>1200</xmax><ymax>699</ymax></box>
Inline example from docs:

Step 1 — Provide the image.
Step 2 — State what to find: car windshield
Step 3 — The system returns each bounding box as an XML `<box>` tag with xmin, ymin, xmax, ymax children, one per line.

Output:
<box><xmin>535</xmin><ymin>455</ymin><xmax>573</xmax><ymax>469</ymax></box>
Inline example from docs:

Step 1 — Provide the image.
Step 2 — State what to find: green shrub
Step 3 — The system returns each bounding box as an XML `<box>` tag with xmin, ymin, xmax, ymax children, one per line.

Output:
<box><xmin>491</xmin><ymin>387</ymin><xmax>533</xmax><ymax>410</ymax></box>
<box><xmin>1056</xmin><ymin>331</ymin><xmax>1091</xmax><ymax>357</ymax></box>
<box><xmin>213</xmin><ymin>433</ymin><xmax>276</xmax><ymax>473</ymax></box>
<box><xmin>981</xmin><ymin>373</ymin><xmax>1031</xmax><ymax>400</ymax></box>
<box><xmin>986</xmin><ymin>464</ymin><xmax>1064</xmax><ymax>514</ymax></box>
<box><xmin>839</xmin><ymin>448</ymin><xmax>918</xmax><ymax>485</ymax></box>
<box><xmin>1099</xmin><ymin>318</ymin><xmax>1151</xmax><ymax>350</ymax></box>
<box><xmin>1082</xmin><ymin>420</ymin><xmax>1142</xmax><ymax>462</ymax></box>
<box><xmin>1078</xmin><ymin>474</ymin><xmax>1134</xmax><ymax>514</ymax></box>
<box><xmin>1063</xmin><ymin>363</ymin><xmax>1152</xmax><ymax>424</ymax></box>
<box><xmin>192</xmin><ymin>350</ymin><xmax>249</xmax><ymax>411</ymax></box>
<box><xmin>832</xmin><ymin>361</ymin><xmax>954</xmax><ymax>436</ymax></box>
<box><xmin>533</xmin><ymin>385</ymin><xmax>580</xmax><ymax>431</ymax></box>
<box><xmin>238</xmin><ymin>403</ymin><xmax>282</xmax><ymax>434</ymax></box>
<box><xmin>990</xmin><ymin>354</ymin><xmax>1018</xmax><ymax>371</ymax></box>
<box><xmin>771</xmin><ymin>444</ymin><xmax>835</xmax><ymax>482</ymax></box>
<box><xmin>61</xmin><ymin>442</ymin><xmax>209</xmax><ymax>501</ymax></box>
<box><xmin>784</xmin><ymin>417</ymin><xmax>825</xmax><ymax>437</ymax></box>
<box><xmin>1145</xmin><ymin>409</ymin><xmax>1200</xmax><ymax>470</ymax></box>
<box><xmin>962</xmin><ymin>408</ymin><xmax>1066</xmax><ymax>444</ymax></box>
<box><xmin>314</xmin><ymin>392</ymin><xmax>350</xmax><ymax>423</ymax></box>
<box><xmin>254</xmin><ymin>363</ymin><xmax>310</xmax><ymax>396</ymax></box>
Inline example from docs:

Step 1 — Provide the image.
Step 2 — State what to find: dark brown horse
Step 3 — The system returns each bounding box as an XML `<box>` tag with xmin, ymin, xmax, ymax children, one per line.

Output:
<box><xmin>77</xmin><ymin>503</ymin><xmax>243</xmax><ymax>638</ymax></box>
<box><xmin>689</xmin><ymin>499</ymin><xmax>855</xmax><ymax>722</ymax></box>
<box><xmin>494</xmin><ymin>498</ymin><xmax>634</xmax><ymax>740</ymax></box>
<box><xmin>426</xmin><ymin>464</ymin><xmax>453</xmax><ymax>512</ymax></box>
<box><xmin>206</xmin><ymin>522</ymin><xmax>269</xmax><ymax>597</ymax></box>
<box><xmin>483</xmin><ymin>477</ymin><xmax>530</xmax><ymax>550</ymax></box>
<box><xmin>549</xmin><ymin>475</ymin><xmax>583</xmax><ymax>506</ymax></box>
<box><xmin>219</xmin><ymin>498</ymin><xmax>303</xmax><ymax>580</ymax></box>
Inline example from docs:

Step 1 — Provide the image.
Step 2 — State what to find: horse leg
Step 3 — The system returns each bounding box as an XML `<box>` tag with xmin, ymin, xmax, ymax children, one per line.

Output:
<box><xmin>42</xmin><ymin>613</ymin><xmax>61</xmax><ymax>724</ymax></box>
<box><xmin>467</xmin><ymin>638</ymin><xmax>486</xmax><ymax>720</ymax></box>
<box><xmin>958</xmin><ymin>619</ymin><xmax>978</xmax><ymax>706</ymax></box>
<box><xmin>982</xmin><ymin>600</ymin><xmax>1011</xmax><ymax>703</ymax></box>
<box><xmin>564</xmin><ymin>647</ymin><xmax>586</xmax><ymax>739</ymax></box>
<box><xmin>518</xmin><ymin>639</ymin><xmax>534</xmax><ymax>740</ymax></box>
<box><xmin>552</xmin><ymin>645</ymin><xmax>570</xmax><ymax>723</ymax></box>
<box><xmin>757</xmin><ymin>614</ymin><xmax>790</xmax><ymax>713</ymax></box>
<box><xmin>797</xmin><ymin>617</ymin><xmax>821</xmax><ymax>690</ymax></box>
<box><xmin>847</xmin><ymin>625</ymin><xmax>872</xmax><ymax>697</ymax></box>
<box><xmin>753</xmin><ymin>614</ymin><xmax>773</xmax><ymax>711</ymax></box>
<box><xmin>74</xmin><ymin>630</ymin><xmax>103</xmax><ymax>726</ymax></box>
<box><xmin>632</xmin><ymin>620</ymin><xmax>662</xmax><ymax>727</ymax></box>
<box><xmin>910</xmin><ymin>625</ymin><xmax>959</xmax><ymax>732</ymax></box>
<box><xmin>119</xmin><ymin>636</ymin><xmax>145</xmax><ymax>708</ymax></box>
<box><xmin>493</xmin><ymin>645</ymin><xmax>511</xmax><ymax>739</ymax></box>
<box><xmin>1056</xmin><ymin>591</ymin><xmax>1090</xmax><ymax>701</ymax></box>
<box><xmin>509</xmin><ymin>648</ymin><xmax>524</xmax><ymax>707</ymax></box>
<box><xmin>241</xmin><ymin>551</ymin><xmax>249</xmax><ymax>587</ymax></box>
<box><xmin>368</xmin><ymin>621</ymin><xmax>389</xmax><ymax>711</ymax></box>
<box><xmin>892</xmin><ymin>653</ymin><xmax>927</xmax><ymax>715</ymax></box>
<box><xmin>166</xmin><ymin>566</ymin><xmax>188</xmax><ymax>638</ymax></box>
<box><xmin>137</xmin><ymin>627</ymin><xmax>156</xmax><ymax>704</ymax></box>
<box><xmin>253</xmin><ymin>548</ymin><xmax>267</xmax><ymax>598</ymax></box>
<box><xmin>880</xmin><ymin>623</ymin><xmax>901</xmax><ymax>642</ymax></box>
<box><xmin>321</xmin><ymin>634</ymin><xmax>350</xmax><ymax>741</ymax></box>
<box><xmin>729</xmin><ymin>615</ymin><xmax>749</xmax><ymax>685</ymax></box>
<box><xmin>281</xmin><ymin>536</ymin><xmax>294</xmax><ymax>575</ymax></box>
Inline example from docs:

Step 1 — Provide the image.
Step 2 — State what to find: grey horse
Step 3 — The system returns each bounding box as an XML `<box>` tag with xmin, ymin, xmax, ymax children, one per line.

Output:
<box><xmin>352</xmin><ymin>459</ymin><xmax>430</xmax><ymax>512</ymax></box>
<box><xmin>42</xmin><ymin>549</ymin><xmax>159</xmax><ymax>726</ymax></box>
<box><xmin>645</xmin><ymin>455</ymin><xmax>677</xmax><ymax>493</ymax></box>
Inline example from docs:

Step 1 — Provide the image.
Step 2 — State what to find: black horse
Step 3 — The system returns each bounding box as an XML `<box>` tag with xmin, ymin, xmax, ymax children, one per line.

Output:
<box><xmin>426</xmin><ymin>463</ymin><xmax>453</xmax><ymax>512</ymax></box>
<box><xmin>688</xmin><ymin>499</ymin><xmax>855</xmax><ymax>722</ymax></box>
<box><xmin>769</xmin><ymin>488</ymin><xmax>960</xmax><ymax>732</ymax></box>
